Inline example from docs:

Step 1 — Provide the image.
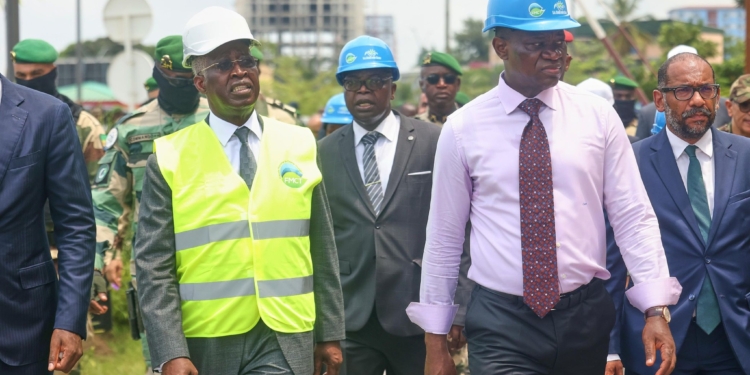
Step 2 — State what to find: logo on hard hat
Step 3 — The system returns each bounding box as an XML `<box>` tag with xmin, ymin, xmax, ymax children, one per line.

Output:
<box><xmin>327</xmin><ymin>106</ymin><xmax>335</xmax><ymax>114</ymax></box>
<box><xmin>553</xmin><ymin>1</ymin><xmax>568</xmax><ymax>15</ymax></box>
<box><xmin>528</xmin><ymin>3</ymin><xmax>546</xmax><ymax>17</ymax></box>
<box><xmin>346</xmin><ymin>53</ymin><xmax>357</xmax><ymax>64</ymax></box>
<box><xmin>280</xmin><ymin>161</ymin><xmax>306</xmax><ymax>188</ymax></box>
<box><xmin>363</xmin><ymin>49</ymin><xmax>381</xmax><ymax>60</ymax></box>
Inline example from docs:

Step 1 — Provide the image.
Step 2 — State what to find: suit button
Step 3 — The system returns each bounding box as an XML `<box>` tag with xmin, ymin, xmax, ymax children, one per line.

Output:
<box><xmin>705</xmin><ymin>258</ymin><xmax>711</xmax><ymax>264</ymax></box>
<box><xmin>689</xmin><ymin>294</ymin><xmax>695</xmax><ymax>301</ymax></box>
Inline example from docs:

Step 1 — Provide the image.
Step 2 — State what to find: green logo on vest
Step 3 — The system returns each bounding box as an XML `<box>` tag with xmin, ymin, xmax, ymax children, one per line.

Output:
<box><xmin>528</xmin><ymin>3</ymin><xmax>545</xmax><ymax>17</ymax></box>
<box><xmin>280</xmin><ymin>161</ymin><xmax>306</xmax><ymax>188</ymax></box>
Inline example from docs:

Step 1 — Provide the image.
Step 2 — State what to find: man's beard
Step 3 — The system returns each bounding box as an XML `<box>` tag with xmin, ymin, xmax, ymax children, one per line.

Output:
<box><xmin>664</xmin><ymin>105</ymin><xmax>715</xmax><ymax>140</ymax></box>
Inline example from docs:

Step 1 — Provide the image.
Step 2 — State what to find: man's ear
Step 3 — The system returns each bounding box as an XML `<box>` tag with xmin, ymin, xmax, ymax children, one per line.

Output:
<box><xmin>194</xmin><ymin>75</ymin><xmax>207</xmax><ymax>95</ymax></box>
<box><xmin>654</xmin><ymin>90</ymin><xmax>666</xmax><ymax>112</ymax></box>
<box><xmin>419</xmin><ymin>79</ymin><xmax>426</xmax><ymax>92</ymax></box>
<box><xmin>455</xmin><ymin>77</ymin><xmax>462</xmax><ymax>91</ymax></box>
<box><xmin>492</xmin><ymin>36</ymin><xmax>509</xmax><ymax>61</ymax></box>
<box><xmin>725</xmin><ymin>99</ymin><xmax>733</xmax><ymax>117</ymax></box>
<box><xmin>391</xmin><ymin>83</ymin><xmax>397</xmax><ymax>100</ymax></box>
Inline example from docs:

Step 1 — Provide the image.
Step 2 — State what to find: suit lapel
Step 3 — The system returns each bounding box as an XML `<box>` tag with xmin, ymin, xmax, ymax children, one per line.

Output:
<box><xmin>338</xmin><ymin>124</ymin><xmax>377</xmax><ymax>216</ymax></box>
<box><xmin>380</xmin><ymin>113</ymin><xmax>415</xmax><ymax>216</ymax></box>
<box><xmin>706</xmin><ymin>130</ymin><xmax>736</xmax><ymax>250</ymax></box>
<box><xmin>0</xmin><ymin>75</ymin><xmax>29</xmax><ymax>188</ymax></box>
<box><xmin>649</xmin><ymin>130</ymin><xmax>705</xmax><ymax>246</ymax></box>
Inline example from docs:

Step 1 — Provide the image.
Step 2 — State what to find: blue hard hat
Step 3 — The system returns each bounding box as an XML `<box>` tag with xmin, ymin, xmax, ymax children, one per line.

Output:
<box><xmin>336</xmin><ymin>36</ymin><xmax>400</xmax><ymax>86</ymax></box>
<box><xmin>651</xmin><ymin>110</ymin><xmax>666</xmax><ymax>135</ymax></box>
<box><xmin>322</xmin><ymin>93</ymin><xmax>353</xmax><ymax>125</ymax></box>
<box><xmin>483</xmin><ymin>0</ymin><xmax>581</xmax><ymax>32</ymax></box>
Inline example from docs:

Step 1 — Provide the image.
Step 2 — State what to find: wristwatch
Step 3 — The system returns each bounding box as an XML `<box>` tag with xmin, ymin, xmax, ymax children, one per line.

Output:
<box><xmin>644</xmin><ymin>306</ymin><xmax>671</xmax><ymax>323</ymax></box>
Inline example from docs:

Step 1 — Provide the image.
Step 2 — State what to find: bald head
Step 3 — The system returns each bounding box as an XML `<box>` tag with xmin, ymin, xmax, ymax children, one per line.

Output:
<box><xmin>658</xmin><ymin>53</ymin><xmax>714</xmax><ymax>88</ymax></box>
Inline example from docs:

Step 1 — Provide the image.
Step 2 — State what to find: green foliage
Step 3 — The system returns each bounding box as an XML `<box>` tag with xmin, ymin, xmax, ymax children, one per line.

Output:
<box><xmin>563</xmin><ymin>39</ymin><xmax>620</xmax><ymax>86</ymax></box>
<box><xmin>657</xmin><ymin>22</ymin><xmax>718</xmax><ymax>59</ymax></box>
<box><xmin>264</xmin><ymin>56</ymin><xmax>342</xmax><ymax>116</ymax></box>
<box><xmin>60</xmin><ymin>38</ymin><xmax>155</xmax><ymax>60</ymax></box>
<box><xmin>452</xmin><ymin>19</ymin><xmax>493</xmax><ymax>65</ymax></box>
<box><xmin>459</xmin><ymin>65</ymin><xmax>504</xmax><ymax>99</ymax></box>
<box><xmin>610</xmin><ymin>0</ymin><xmax>640</xmax><ymax>20</ymax></box>
<box><xmin>715</xmin><ymin>38</ymin><xmax>746</xmax><ymax>92</ymax></box>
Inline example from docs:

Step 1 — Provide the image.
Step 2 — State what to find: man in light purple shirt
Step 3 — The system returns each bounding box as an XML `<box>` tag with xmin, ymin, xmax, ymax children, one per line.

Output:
<box><xmin>406</xmin><ymin>1</ymin><xmax>682</xmax><ymax>374</ymax></box>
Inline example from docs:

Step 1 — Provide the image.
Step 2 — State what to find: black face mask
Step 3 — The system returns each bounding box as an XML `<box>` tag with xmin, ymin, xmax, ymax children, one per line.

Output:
<box><xmin>16</xmin><ymin>67</ymin><xmax>59</xmax><ymax>97</ymax></box>
<box><xmin>152</xmin><ymin>66</ymin><xmax>200</xmax><ymax>115</ymax></box>
<box><xmin>614</xmin><ymin>99</ymin><xmax>637</xmax><ymax>125</ymax></box>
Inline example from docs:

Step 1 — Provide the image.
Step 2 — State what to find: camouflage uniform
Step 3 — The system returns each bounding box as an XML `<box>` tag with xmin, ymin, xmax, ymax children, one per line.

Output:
<box><xmin>718</xmin><ymin>123</ymin><xmax>732</xmax><ymax>133</ymax></box>
<box><xmin>414</xmin><ymin>104</ymin><xmax>458</xmax><ymax>127</ymax></box>
<box><xmin>720</xmin><ymin>74</ymin><xmax>750</xmax><ymax>137</ymax></box>
<box><xmin>257</xmin><ymin>93</ymin><xmax>304</xmax><ymax>126</ymax></box>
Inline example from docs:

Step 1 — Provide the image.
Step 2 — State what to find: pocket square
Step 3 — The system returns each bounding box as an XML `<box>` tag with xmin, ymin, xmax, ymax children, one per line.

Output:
<box><xmin>408</xmin><ymin>171</ymin><xmax>432</xmax><ymax>176</ymax></box>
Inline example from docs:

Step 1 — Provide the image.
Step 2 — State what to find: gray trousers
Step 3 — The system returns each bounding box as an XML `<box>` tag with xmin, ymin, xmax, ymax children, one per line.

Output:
<box><xmin>187</xmin><ymin>320</ymin><xmax>293</xmax><ymax>375</ymax></box>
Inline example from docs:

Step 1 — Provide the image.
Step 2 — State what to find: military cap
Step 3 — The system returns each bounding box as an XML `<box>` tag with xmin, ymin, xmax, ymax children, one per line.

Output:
<box><xmin>610</xmin><ymin>75</ymin><xmax>639</xmax><ymax>90</ymax></box>
<box><xmin>729</xmin><ymin>74</ymin><xmax>750</xmax><ymax>104</ymax></box>
<box><xmin>422</xmin><ymin>51</ymin><xmax>462</xmax><ymax>75</ymax></box>
<box><xmin>251</xmin><ymin>46</ymin><xmax>264</xmax><ymax>62</ymax></box>
<box><xmin>144</xmin><ymin>77</ymin><xmax>158</xmax><ymax>92</ymax></box>
<box><xmin>11</xmin><ymin>39</ymin><xmax>58</xmax><ymax>64</ymax></box>
<box><xmin>455</xmin><ymin>91</ymin><xmax>471</xmax><ymax>106</ymax></box>
<box><xmin>155</xmin><ymin>35</ymin><xmax>191</xmax><ymax>72</ymax></box>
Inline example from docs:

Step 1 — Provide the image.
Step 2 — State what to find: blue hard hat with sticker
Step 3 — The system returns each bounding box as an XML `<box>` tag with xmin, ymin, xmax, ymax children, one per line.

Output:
<box><xmin>483</xmin><ymin>0</ymin><xmax>580</xmax><ymax>32</ymax></box>
<box><xmin>336</xmin><ymin>36</ymin><xmax>399</xmax><ymax>86</ymax></box>
<box><xmin>322</xmin><ymin>93</ymin><xmax>353</xmax><ymax>125</ymax></box>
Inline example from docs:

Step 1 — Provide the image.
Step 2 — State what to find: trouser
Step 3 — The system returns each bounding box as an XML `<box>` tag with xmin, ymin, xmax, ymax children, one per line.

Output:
<box><xmin>186</xmin><ymin>320</ymin><xmax>292</xmax><ymax>375</ymax></box>
<box><xmin>466</xmin><ymin>279</ymin><xmax>615</xmax><ymax>375</ymax></box>
<box><xmin>630</xmin><ymin>321</ymin><xmax>743</xmax><ymax>375</ymax></box>
<box><xmin>340</xmin><ymin>309</ymin><xmax>426</xmax><ymax>375</ymax></box>
<box><xmin>0</xmin><ymin>360</ymin><xmax>51</xmax><ymax>375</ymax></box>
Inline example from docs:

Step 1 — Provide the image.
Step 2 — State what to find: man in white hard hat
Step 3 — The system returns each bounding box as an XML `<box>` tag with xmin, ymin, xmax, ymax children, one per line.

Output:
<box><xmin>134</xmin><ymin>7</ymin><xmax>345</xmax><ymax>375</ymax></box>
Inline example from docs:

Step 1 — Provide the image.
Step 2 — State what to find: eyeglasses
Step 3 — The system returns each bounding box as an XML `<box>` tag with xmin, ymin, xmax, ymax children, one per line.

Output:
<box><xmin>424</xmin><ymin>74</ymin><xmax>458</xmax><ymax>85</ymax></box>
<box><xmin>200</xmin><ymin>56</ymin><xmax>258</xmax><ymax>74</ymax></box>
<box><xmin>659</xmin><ymin>84</ymin><xmax>719</xmax><ymax>101</ymax></box>
<box><xmin>342</xmin><ymin>76</ymin><xmax>392</xmax><ymax>92</ymax></box>
<box><xmin>733</xmin><ymin>100</ymin><xmax>750</xmax><ymax>113</ymax></box>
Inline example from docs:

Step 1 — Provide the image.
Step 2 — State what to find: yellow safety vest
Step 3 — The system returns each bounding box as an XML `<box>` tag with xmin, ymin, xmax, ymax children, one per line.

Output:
<box><xmin>154</xmin><ymin>116</ymin><xmax>320</xmax><ymax>338</ymax></box>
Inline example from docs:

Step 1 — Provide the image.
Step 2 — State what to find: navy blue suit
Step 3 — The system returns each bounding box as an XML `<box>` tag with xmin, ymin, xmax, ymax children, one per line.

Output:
<box><xmin>0</xmin><ymin>75</ymin><xmax>95</xmax><ymax>371</ymax></box>
<box><xmin>606</xmin><ymin>128</ymin><xmax>750</xmax><ymax>375</ymax></box>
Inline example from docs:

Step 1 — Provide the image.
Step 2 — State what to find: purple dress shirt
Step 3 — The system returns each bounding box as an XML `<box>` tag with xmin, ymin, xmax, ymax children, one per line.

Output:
<box><xmin>406</xmin><ymin>76</ymin><xmax>682</xmax><ymax>335</ymax></box>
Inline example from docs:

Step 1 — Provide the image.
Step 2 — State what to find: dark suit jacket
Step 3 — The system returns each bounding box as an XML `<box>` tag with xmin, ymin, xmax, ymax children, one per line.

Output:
<box><xmin>135</xmin><ymin>116</ymin><xmax>345</xmax><ymax>375</ymax></box>
<box><xmin>0</xmin><ymin>75</ymin><xmax>95</xmax><ymax>366</ymax></box>
<box><xmin>606</xmin><ymin>128</ymin><xmax>750</xmax><ymax>375</ymax></box>
<box><xmin>318</xmin><ymin>112</ymin><xmax>472</xmax><ymax>337</ymax></box>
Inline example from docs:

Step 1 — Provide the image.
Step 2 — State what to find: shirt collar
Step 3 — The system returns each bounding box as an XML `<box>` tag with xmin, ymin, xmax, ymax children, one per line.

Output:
<box><xmin>497</xmin><ymin>72</ymin><xmax>558</xmax><ymax>115</ymax></box>
<box><xmin>665</xmin><ymin>125</ymin><xmax>714</xmax><ymax>160</ymax></box>
<box><xmin>209</xmin><ymin>109</ymin><xmax>262</xmax><ymax>146</ymax></box>
<box><xmin>353</xmin><ymin>110</ymin><xmax>400</xmax><ymax>145</ymax></box>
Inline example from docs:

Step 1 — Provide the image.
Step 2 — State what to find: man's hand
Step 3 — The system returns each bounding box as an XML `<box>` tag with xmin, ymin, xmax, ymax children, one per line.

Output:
<box><xmin>314</xmin><ymin>341</ymin><xmax>343</xmax><ymax>375</ymax></box>
<box><xmin>48</xmin><ymin>329</ymin><xmax>83</xmax><ymax>373</ymax></box>
<box><xmin>605</xmin><ymin>360</ymin><xmax>624</xmax><ymax>375</ymax></box>
<box><xmin>425</xmin><ymin>333</ymin><xmax>457</xmax><ymax>375</ymax></box>
<box><xmin>89</xmin><ymin>270</ymin><xmax>109</xmax><ymax>315</ymax></box>
<box><xmin>104</xmin><ymin>258</ymin><xmax>123</xmax><ymax>288</ymax></box>
<box><xmin>162</xmin><ymin>358</ymin><xmax>198</xmax><ymax>375</ymax></box>
<box><xmin>447</xmin><ymin>325</ymin><xmax>466</xmax><ymax>354</ymax></box>
<box><xmin>642</xmin><ymin>316</ymin><xmax>676</xmax><ymax>375</ymax></box>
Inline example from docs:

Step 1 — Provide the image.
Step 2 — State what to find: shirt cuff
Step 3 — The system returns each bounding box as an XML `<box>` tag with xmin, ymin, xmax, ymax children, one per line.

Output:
<box><xmin>607</xmin><ymin>354</ymin><xmax>621</xmax><ymax>362</ymax></box>
<box><xmin>406</xmin><ymin>302</ymin><xmax>458</xmax><ymax>334</ymax></box>
<box><xmin>625</xmin><ymin>277</ymin><xmax>682</xmax><ymax>312</ymax></box>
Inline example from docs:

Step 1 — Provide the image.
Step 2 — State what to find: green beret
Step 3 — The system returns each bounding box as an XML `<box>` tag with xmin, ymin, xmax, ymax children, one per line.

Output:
<box><xmin>455</xmin><ymin>92</ymin><xmax>471</xmax><ymax>106</ymax></box>
<box><xmin>610</xmin><ymin>75</ymin><xmax>639</xmax><ymax>90</ymax></box>
<box><xmin>11</xmin><ymin>39</ymin><xmax>58</xmax><ymax>64</ymax></box>
<box><xmin>144</xmin><ymin>77</ymin><xmax>158</xmax><ymax>92</ymax></box>
<box><xmin>156</xmin><ymin>35</ymin><xmax>191</xmax><ymax>72</ymax></box>
<box><xmin>251</xmin><ymin>46</ymin><xmax>264</xmax><ymax>62</ymax></box>
<box><xmin>422</xmin><ymin>51</ymin><xmax>462</xmax><ymax>75</ymax></box>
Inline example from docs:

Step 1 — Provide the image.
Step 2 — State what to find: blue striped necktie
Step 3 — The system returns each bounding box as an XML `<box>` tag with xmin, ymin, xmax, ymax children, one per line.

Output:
<box><xmin>361</xmin><ymin>131</ymin><xmax>384</xmax><ymax>215</ymax></box>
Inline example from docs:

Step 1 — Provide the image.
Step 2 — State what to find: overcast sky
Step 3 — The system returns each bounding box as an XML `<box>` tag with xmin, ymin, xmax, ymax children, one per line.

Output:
<box><xmin>0</xmin><ymin>0</ymin><xmax>738</xmax><ymax>74</ymax></box>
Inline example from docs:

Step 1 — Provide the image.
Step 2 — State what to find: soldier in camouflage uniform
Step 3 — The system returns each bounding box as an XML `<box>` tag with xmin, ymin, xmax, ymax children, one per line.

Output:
<box><xmin>416</xmin><ymin>51</ymin><xmax>462</xmax><ymax>127</ymax></box>
<box><xmin>251</xmin><ymin>46</ymin><xmax>305</xmax><ymax>126</ymax></box>
<box><xmin>720</xmin><ymin>74</ymin><xmax>750</xmax><ymax>138</ymax></box>
<box><xmin>94</xmin><ymin>35</ymin><xmax>209</xmax><ymax>374</ymax></box>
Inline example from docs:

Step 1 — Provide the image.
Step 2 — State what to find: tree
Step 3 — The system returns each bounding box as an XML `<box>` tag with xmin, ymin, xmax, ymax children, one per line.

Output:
<box><xmin>657</xmin><ymin>22</ymin><xmax>718</xmax><ymax>59</ymax></box>
<box><xmin>59</xmin><ymin>37</ymin><xmax>155</xmax><ymax>59</ymax></box>
<box><xmin>452</xmin><ymin>18</ymin><xmax>493</xmax><ymax>65</ymax></box>
<box><xmin>263</xmin><ymin>55</ymin><xmax>341</xmax><ymax>116</ymax></box>
<box><xmin>608</xmin><ymin>0</ymin><xmax>653</xmax><ymax>57</ymax></box>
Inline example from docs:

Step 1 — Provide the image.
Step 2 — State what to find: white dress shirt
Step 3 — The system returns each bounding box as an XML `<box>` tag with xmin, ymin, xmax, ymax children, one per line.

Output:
<box><xmin>665</xmin><ymin>126</ymin><xmax>715</xmax><ymax>216</ymax></box>
<box><xmin>352</xmin><ymin>111</ymin><xmax>400</xmax><ymax>192</ymax></box>
<box><xmin>406</xmin><ymin>75</ymin><xmax>681</xmax><ymax>335</ymax></box>
<box><xmin>208</xmin><ymin>110</ymin><xmax>263</xmax><ymax>172</ymax></box>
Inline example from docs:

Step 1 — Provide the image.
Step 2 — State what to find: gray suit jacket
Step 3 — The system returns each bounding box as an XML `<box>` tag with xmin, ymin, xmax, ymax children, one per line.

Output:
<box><xmin>135</xmin><ymin>126</ymin><xmax>345</xmax><ymax>374</ymax></box>
<box><xmin>318</xmin><ymin>112</ymin><xmax>473</xmax><ymax>337</ymax></box>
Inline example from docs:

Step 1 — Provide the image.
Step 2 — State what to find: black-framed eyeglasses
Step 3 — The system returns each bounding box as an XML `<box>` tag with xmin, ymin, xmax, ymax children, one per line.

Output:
<box><xmin>659</xmin><ymin>84</ymin><xmax>719</xmax><ymax>101</ymax></box>
<box><xmin>424</xmin><ymin>74</ymin><xmax>458</xmax><ymax>85</ymax></box>
<box><xmin>342</xmin><ymin>76</ymin><xmax>392</xmax><ymax>92</ymax></box>
<box><xmin>200</xmin><ymin>56</ymin><xmax>258</xmax><ymax>74</ymax></box>
<box><xmin>732</xmin><ymin>100</ymin><xmax>750</xmax><ymax>113</ymax></box>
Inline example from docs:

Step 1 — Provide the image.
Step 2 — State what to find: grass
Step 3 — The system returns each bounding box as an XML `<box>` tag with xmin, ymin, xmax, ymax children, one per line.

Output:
<box><xmin>79</xmin><ymin>326</ymin><xmax>146</xmax><ymax>375</ymax></box>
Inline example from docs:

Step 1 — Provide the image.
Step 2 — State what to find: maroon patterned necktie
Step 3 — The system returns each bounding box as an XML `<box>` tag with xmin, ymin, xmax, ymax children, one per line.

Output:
<box><xmin>518</xmin><ymin>98</ymin><xmax>559</xmax><ymax>318</ymax></box>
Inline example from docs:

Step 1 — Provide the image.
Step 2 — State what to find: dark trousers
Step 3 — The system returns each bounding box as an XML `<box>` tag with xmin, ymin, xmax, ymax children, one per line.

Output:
<box><xmin>0</xmin><ymin>360</ymin><xmax>51</xmax><ymax>375</ymax></box>
<box><xmin>466</xmin><ymin>279</ymin><xmax>615</xmax><ymax>375</ymax></box>
<box><xmin>631</xmin><ymin>321</ymin><xmax>743</xmax><ymax>375</ymax></box>
<box><xmin>340</xmin><ymin>309</ymin><xmax>426</xmax><ymax>375</ymax></box>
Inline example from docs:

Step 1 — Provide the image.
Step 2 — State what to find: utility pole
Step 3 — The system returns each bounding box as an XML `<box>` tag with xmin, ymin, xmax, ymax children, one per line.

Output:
<box><xmin>745</xmin><ymin>0</ymin><xmax>750</xmax><ymax>74</ymax></box>
<box><xmin>76</xmin><ymin>0</ymin><xmax>83</xmax><ymax>102</ymax></box>
<box><xmin>5</xmin><ymin>0</ymin><xmax>19</xmax><ymax>78</ymax></box>
<box><xmin>445</xmin><ymin>0</ymin><xmax>450</xmax><ymax>53</ymax></box>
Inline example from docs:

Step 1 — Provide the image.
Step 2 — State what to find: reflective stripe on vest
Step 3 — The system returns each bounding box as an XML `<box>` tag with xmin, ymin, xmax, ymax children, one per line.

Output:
<box><xmin>175</xmin><ymin>219</ymin><xmax>310</xmax><ymax>251</ymax></box>
<box><xmin>180</xmin><ymin>275</ymin><xmax>314</xmax><ymax>301</ymax></box>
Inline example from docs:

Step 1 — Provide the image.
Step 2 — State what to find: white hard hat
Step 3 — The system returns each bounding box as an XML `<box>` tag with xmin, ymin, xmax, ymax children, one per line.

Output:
<box><xmin>182</xmin><ymin>6</ymin><xmax>258</xmax><ymax>68</ymax></box>
<box><xmin>667</xmin><ymin>45</ymin><xmax>698</xmax><ymax>59</ymax></box>
<box><xmin>577</xmin><ymin>78</ymin><xmax>614</xmax><ymax>105</ymax></box>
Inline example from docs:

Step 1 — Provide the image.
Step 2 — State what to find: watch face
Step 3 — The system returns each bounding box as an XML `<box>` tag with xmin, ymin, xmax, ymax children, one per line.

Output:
<box><xmin>663</xmin><ymin>307</ymin><xmax>671</xmax><ymax>323</ymax></box>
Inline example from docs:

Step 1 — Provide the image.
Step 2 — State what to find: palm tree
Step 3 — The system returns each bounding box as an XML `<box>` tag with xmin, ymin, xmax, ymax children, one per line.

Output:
<box><xmin>608</xmin><ymin>0</ymin><xmax>653</xmax><ymax>57</ymax></box>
